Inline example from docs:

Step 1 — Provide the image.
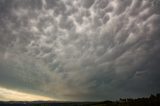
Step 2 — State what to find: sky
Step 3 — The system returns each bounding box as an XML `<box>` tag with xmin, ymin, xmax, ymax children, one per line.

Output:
<box><xmin>0</xmin><ymin>87</ymin><xmax>53</xmax><ymax>101</ymax></box>
<box><xmin>0</xmin><ymin>0</ymin><xmax>160</xmax><ymax>101</ymax></box>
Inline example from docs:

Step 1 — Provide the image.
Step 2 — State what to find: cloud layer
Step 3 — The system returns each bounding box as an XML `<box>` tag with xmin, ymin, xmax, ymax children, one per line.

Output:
<box><xmin>0</xmin><ymin>87</ymin><xmax>53</xmax><ymax>101</ymax></box>
<box><xmin>0</xmin><ymin>0</ymin><xmax>160</xmax><ymax>101</ymax></box>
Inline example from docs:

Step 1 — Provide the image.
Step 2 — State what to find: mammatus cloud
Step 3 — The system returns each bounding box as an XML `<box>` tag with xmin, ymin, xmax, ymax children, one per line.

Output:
<box><xmin>0</xmin><ymin>0</ymin><xmax>160</xmax><ymax>101</ymax></box>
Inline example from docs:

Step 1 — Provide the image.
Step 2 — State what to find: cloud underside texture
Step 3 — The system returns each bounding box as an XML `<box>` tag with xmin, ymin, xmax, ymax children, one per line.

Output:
<box><xmin>0</xmin><ymin>0</ymin><xmax>160</xmax><ymax>101</ymax></box>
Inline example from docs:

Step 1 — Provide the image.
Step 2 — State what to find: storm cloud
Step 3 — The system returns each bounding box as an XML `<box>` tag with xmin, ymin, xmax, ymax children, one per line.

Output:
<box><xmin>0</xmin><ymin>0</ymin><xmax>160</xmax><ymax>101</ymax></box>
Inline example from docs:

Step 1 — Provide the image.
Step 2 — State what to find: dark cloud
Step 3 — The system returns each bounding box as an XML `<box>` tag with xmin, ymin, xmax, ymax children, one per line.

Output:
<box><xmin>0</xmin><ymin>0</ymin><xmax>160</xmax><ymax>101</ymax></box>
<box><xmin>82</xmin><ymin>0</ymin><xmax>95</xmax><ymax>8</ymax></box>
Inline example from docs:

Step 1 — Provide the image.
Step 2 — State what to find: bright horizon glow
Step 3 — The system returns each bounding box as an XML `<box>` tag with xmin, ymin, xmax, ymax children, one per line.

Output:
<box><xmin>0</xmin><ymin>86</ymin><xmax>54</xmax><ymax>101</ymax></box>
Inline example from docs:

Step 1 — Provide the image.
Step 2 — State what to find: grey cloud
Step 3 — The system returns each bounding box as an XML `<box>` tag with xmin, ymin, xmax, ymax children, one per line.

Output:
<box><xmin>114</xmin><ymin>0</ymin><xmax>132</xmax><ymax>15</ymax></box>
<box><xmin>82</xmin><ymin>0</ymin><xmax>95</xmax><ymax>8</ymax></box>
<box><xmin>0</xmin><ymin>0</ymin><xmax>160</xmax><ymax>101</ymax></box>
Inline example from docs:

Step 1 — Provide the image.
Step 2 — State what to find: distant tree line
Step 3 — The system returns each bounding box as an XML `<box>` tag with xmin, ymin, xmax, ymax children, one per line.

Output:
<box><xmin>91</xmin><ymin>93</ymin><xmax>160</xmax><ymax>106</ymax></box>
<box><xmin>0</xmin><ymin>93</ymin><xmax>159</xmax><ymax>106</ymax></box>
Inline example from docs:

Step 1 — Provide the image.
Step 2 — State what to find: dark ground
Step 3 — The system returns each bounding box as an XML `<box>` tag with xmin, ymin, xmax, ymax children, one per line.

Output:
<box><xmin>0</xmin><ymin>94</ymin><xmax>160</xmax><ymax>106</ymax></box>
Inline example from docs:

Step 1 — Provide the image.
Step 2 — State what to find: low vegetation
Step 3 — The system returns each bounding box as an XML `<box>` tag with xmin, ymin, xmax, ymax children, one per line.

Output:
<box><xmin>0</xmin><ymin>94</ymin><xmax>159</xmax><ymax>106</ymax></box>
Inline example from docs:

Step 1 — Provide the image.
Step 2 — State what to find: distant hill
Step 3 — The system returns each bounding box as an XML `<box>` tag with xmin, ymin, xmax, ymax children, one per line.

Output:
<box><xmin>0</xmin><ymin>94</ymin><xmax>160</xmax><ymax>106</ymax></box>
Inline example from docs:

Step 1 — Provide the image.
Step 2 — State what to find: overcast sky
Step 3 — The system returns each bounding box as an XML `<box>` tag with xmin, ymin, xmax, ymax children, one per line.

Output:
<box><xmin>0</xmin><ymin>0</ymin><xmax>160</xmax><ymax>101</ymax></box>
